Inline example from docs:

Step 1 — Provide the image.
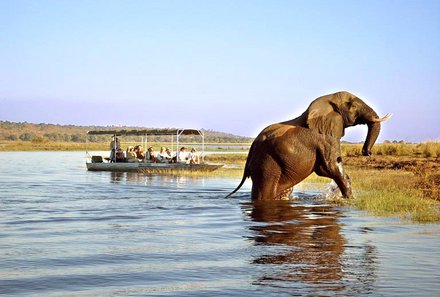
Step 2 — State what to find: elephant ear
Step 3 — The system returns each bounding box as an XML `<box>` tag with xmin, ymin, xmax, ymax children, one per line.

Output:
<box><xmin>306</xmin><ymin>101</ymin><xmax>345</xmax><ymax>138</ymax></box>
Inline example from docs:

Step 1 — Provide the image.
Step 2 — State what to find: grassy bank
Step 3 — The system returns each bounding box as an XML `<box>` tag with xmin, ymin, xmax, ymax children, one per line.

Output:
<box><xmin>347</xmin><ymin>167</ymin><xmax>439</xmax><ymax>223</ymax></box>
<box><xmin>0</xmin><ymin>141</ymin><xmax>103</xmax><ymax>151</ymax></box>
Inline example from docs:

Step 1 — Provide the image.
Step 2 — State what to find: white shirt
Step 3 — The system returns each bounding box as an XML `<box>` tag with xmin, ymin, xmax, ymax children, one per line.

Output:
<box><xmin>177</xmin><ymin>150</ymin><xmax>189</xmax><ymax>162</ymax></box>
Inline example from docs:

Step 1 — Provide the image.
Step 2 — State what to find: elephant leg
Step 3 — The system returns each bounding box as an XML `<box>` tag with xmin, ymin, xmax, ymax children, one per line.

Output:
<box><xmin>253</xmin><ymin>182</ymin><xmax>294</xmax><ymax>200</ymax></box>
<box><xmin>316</xmin><ymin>156</ymin><xmax>352</xmax><ymax>198</ymax></box>
<box><xmin>250</xmin><ymin>154</ymin><xmax>285</xmax><ymax>200</ymax></box>
<box><xmin>335</xmin><ymin>161</ymin><xmax>352</xmax><ymax>198</ymax></box>
<box><xmin>251</xmin><ymin>174</ymin><xmax>281</xmax><ymax>200</ymax></box>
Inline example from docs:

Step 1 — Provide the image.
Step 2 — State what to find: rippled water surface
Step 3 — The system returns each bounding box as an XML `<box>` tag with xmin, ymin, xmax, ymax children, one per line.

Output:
<box><xmin>1</xmin><ymin>152</ymin><xmax>439</xmax><ymax>296</ymax></box>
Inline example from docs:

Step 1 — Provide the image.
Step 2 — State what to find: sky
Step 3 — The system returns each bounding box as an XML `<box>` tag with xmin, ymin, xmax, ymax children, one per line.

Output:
<box><xmin>1</xmin><ymin>0</ymin><xmax>439</xmax><ymax>142</ymax></box>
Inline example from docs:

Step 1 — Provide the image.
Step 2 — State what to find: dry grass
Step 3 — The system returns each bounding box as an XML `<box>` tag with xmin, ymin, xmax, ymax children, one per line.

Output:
<box><xmin>204</xmin><ymin>153</ymin><xmax>247</xmax><ymax>164</ymax></box>
<box><xmin>343</xmin><ymin>155</ymin><xmax>440</xmax><ymax>201</ymax></box>
<box><xmin>0</xmin><ymin>141</ymin><xmax>106</xmax><ymax>151</ymax></box>
<box><xmin>348</xmin><ymin>168</ymin><xmax>440</xmax><ymax>222</ymax></box>
<box><xmin>342</xmin><ymin>142</ymin><xmax>440</xmax><ymax>158</ymax></box>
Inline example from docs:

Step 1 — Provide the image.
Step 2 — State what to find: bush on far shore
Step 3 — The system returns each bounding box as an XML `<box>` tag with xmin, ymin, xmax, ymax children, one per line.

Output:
<box><xmin>342</xmin><ymin>142</ymin><xmax>440</xmax><ymax>158</ymax></box>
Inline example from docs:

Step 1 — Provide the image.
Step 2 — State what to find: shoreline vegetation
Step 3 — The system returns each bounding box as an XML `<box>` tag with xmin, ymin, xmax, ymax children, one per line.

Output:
<box><xmin>1</xmin><ymin>123</ymin><xmax>439</xmax><ymax>223</ymax></box>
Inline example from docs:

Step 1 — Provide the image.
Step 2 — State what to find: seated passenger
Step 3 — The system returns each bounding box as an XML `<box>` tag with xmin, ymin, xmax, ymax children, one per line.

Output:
<box><xmin>126</xmin><ymin>146</ymin><xmax>137</xmax><ymax>163</ymax></box>
<box><xmin>189</xmin><ymin>148</ymin><xmax>200</xmax><ymax>164</ymax></box>
<box><xmin>134</xmin><ymin>145</ymin><xmax>145</xmax><ymax>161</ymax></box>
<box><xmin>165</xmin><ymin>148</ymin><xmax>173</xmax><ymax>162</ymax></box>
<box><xmin>115</xmin><ymin>147</ymin><xmax>126</xmax><ymax>162</ymax></box>
<box><xmin>177</xmin><ymin>146</ymin><xmax>189</xmax><ymax>163</ymax></box>
<box><xmin>157</xmin><ymin>147</ymin><xmax>169</xmax><ymax>163</ymax></box>
<box><xmin>145</xmin><ymin>146</ymin><xmax>157</xmax><ymax>163</ymax></box>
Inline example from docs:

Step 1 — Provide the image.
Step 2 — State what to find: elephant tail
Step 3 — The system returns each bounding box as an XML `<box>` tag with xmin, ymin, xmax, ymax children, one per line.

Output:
<box><xmin>225</xmin><ymin>141</ymin><xmax>254</xmax><ymax>199</ymax></box>
<box><xmin>224</xmin><ymin>170</ymin><xmax>249</xmax><ymax>199</ymax></box>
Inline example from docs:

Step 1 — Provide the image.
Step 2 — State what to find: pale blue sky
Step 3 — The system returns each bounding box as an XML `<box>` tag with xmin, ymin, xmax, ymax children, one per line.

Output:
<box><xmin>1</xmin><ymin>0</ymin><xmax>439</xmax><ymax>142</ymax></box>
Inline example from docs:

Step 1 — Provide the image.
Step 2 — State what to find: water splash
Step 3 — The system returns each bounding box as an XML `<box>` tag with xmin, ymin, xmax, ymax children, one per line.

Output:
<box><xmin>322</xmin><ymin>180</ymin><xmax>345</xmax><ymax>201</ymax></box>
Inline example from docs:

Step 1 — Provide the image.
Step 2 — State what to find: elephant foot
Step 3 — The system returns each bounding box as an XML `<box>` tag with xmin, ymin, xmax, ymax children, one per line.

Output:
<box><xmin>343</xmin><ymin>187</ymin><xmax>354</xmax><ymax>199</ymax></box>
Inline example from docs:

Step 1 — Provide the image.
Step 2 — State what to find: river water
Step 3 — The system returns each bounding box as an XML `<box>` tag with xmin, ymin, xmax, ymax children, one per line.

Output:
<box><xmin>0</xmin><ymin>151</ymin><xmax>439</xmax><ymax>296</ymax></box>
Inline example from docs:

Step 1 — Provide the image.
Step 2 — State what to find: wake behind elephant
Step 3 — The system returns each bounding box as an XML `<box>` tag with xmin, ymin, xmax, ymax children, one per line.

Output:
<box><xmin>226</xmin><ymin>91</ymin><xmax>391</xmax><ymax>200</ymax></box>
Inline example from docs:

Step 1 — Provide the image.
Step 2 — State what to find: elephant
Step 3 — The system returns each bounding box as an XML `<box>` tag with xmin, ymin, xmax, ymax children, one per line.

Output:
<box><xmin>226</xmin><ymin>91</ymin><xmax>391</xmax><ymax>200</ymax></box>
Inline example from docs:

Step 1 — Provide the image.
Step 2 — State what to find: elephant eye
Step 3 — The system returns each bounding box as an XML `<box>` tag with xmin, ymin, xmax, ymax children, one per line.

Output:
<box><xmin>350</xmin><ymin>101</ymin><xmax>361</xmax><ymax>113</ymax></box>
<box><xmin>348</xmin><ymin>99</ymin><xmax>358</xmax><ymax>108</ymax></box>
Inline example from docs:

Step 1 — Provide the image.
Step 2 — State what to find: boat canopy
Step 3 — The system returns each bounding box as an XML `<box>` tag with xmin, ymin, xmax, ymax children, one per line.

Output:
<box><xmin>87</xmin><ymin>128</ymin><xmax>203</xmax><ymax>137</ymax></box>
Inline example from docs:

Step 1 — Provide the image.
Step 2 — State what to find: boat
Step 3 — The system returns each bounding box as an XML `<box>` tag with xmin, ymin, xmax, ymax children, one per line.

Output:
<box><xmin>85</xmin><ymin>128</ymin><xmax>223</xmax><ymax>173</ymax></box>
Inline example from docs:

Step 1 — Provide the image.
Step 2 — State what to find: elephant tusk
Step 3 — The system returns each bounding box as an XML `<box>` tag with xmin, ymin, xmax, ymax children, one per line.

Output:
<box><xmin>372</xmin><ymin>113</ymin><xmax>392</xmax><ymax>123</ymax></box>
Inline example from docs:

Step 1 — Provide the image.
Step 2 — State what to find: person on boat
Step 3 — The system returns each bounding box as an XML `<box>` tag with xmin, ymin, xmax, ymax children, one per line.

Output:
<box><xmin>165</xmin><ymin>148</ymin><xmax>173</xmax><ymax>161</ymax></box>
<box><xmin>126</xmin><ymin>146</ymin><xmax>137</xmax><ymax>163</ymax></box>
<box><xmin>145</xmin><ymin>146</ymin><xmax>157</xmax><ymax>163</ymax></box>
<box><xmin>134</xmin><ymin>145</ymin><xmax>144</xmax><ymax>161</ymax></box>
<box><xmin>189</xmin><ymin>148</ymin><xmax>200</xmax><ymax>164</ymax></box>
<box><xmin>109</xmin><ymin>136</ymin><xmax>120</xmax><ymax>162</ymax></box>
<box><xmin>157</xmin><ymin>147</ymin><xmax>169</xmax><ymax>163</ymax></box>
<box><xmin>115</xmin><ymin>147</ymin><xmax>125</xmax><ymax>162</ymax></box>
<box><xmin>176</xmin><ymin>146</ymin><xmax>189</xmax><ymax>163</ymax></box>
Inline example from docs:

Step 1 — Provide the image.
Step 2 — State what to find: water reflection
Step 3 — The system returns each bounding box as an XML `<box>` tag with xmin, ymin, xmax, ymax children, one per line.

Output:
<box><xmin>243</xmin><ymin>200</ymin><xmax>378</xmax><ymax>295</ymax></box>
<box><xmin>108</xmin><ymin>171</ymin><xmax>205</xmax><ymax>189</ymax></box>
<box><xmin>109</xmin><ymin>171</ymin><xmax>147</xmax><ymax>183</ymax></box>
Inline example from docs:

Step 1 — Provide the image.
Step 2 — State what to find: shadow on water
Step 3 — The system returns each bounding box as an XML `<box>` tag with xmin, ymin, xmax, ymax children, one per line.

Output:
<box><xmin>241</xmin><ymin>199</ymin><xmax>379</xmax><ymax>295</ymax></box>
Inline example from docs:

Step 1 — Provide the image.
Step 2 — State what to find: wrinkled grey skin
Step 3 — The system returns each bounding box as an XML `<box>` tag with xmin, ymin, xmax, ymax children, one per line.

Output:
<box><xmin>227</xmin><ymin>91</ymin><xmax>389</xmax><ymax>200</ymax></box>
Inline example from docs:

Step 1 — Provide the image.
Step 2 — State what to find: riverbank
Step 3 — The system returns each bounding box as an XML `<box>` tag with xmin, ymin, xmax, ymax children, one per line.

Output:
<box><xmin>349</xmin><ymin>155</ymin><xmax>439</xmax><ymax>222</ymax></box>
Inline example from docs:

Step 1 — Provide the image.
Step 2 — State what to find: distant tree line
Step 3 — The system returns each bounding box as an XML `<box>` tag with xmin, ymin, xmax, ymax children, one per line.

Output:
<box><xmin>0</xmin><ymin>121</ymin><xmax>253</xmax><ymax>143</ymax></box>
<box><xmin>4</xmin><ymin>132</ymin><xmax>89</xmax><ymax>142</ymax></box>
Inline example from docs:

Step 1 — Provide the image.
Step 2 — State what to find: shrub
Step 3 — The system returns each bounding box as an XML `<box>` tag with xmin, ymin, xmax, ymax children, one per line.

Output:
<box><xmin>418</xmin><ymin>142</ymin><xmax>440</xmax><ymax>158</ymax></box>
<box><xmin>31</xmin><ymin>136</ymin><xmax>48</xmax><ymax>144</ymax></box>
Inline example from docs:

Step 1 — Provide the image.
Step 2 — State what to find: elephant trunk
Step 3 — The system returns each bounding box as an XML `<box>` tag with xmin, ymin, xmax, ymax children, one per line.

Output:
<box><xmin>359</xmin><ymin>106</ymin><xmax>382</xmax><ymax>156</ymax></box>
<box><xmin>362</xmin><ymin>122</ymin><xmax>380</xmax><ymax>156</ymax></box>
